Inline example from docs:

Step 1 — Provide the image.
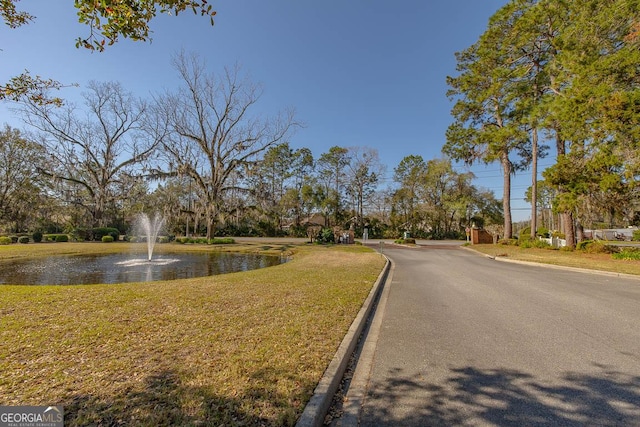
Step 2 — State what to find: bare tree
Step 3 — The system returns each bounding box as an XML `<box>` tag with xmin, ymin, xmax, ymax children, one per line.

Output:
<box><xmin>22</xmin><ymin>80</ymin><xmax>163</xmax><ymax>228</ymax></box>
<box><xmin>155</xmin><ymin>52</ymin><xmax>298</xmax><ymax>239</ymax></box>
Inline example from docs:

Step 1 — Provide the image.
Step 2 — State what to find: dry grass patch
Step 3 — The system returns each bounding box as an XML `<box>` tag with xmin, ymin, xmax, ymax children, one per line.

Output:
<box><xmin>469</xmin><ymin>244</ymin><xmax>640</xmax><ymax>276</ymax></box>
<box><xmin>0</xmin><ymin>244</ymin><xmax>385</xmax><ymax>426</ymax></box>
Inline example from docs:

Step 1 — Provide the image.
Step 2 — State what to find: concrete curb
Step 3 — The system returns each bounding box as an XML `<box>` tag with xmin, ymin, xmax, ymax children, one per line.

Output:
<box><xmin>296</xmin><ymin>254</ymin><xmax>391</xmax><ymax>427</ymax></box>
<box><xmin>337</xmin><ymin>256</ymin><xmax>394</xmax><ymax>427</ymax></box>
<box><xmin>462</xmin><ymin>246</ymin><xmax>640</xmax><ymax>281</ymax></box>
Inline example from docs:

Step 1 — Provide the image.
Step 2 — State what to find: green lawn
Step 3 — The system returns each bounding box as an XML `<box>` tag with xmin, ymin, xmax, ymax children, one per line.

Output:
<box><xmin>0</xmin><ymin>242</ymin><xmax>386</xmax><ymax>426</ymax></box>
<box><xmin>468</xmin><ymin>243</ymin><xmax>640</xmax><ymax>276</ymax></box>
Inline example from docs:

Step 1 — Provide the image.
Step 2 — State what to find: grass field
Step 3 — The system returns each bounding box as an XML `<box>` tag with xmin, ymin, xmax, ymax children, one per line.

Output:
<box><xmin>0</xmin><ymin>242</ymin><xmax>386</xmax><ymax>426</ymax></box>
<box><xmin>468</xmin><ymin>243</ymin><xmax>640</xmax><ymax>276</ymax></box>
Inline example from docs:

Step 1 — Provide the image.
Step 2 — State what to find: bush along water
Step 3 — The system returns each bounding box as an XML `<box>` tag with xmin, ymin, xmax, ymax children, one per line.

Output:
<box><xmin>175</xmin><ymin>236</ymin><xmax>235</xmax><ymax>244</ymax></box>
<box><xmin>74</xmin><ymin>227</ymin><xmax>120</xmax><ymax>241</ymax></box>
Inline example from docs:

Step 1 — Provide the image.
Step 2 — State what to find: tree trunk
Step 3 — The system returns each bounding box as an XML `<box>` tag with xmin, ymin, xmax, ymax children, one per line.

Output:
<box><xmin>206</xmin><ymin>203</ymin><xmax>214</xmax><ymax>239</ymax></box>
<box><xmin>530</xmin><ymin>128</ymin><xmax>538</xmax><ymax>240</ymax></box>
<box><xmin>562</xmin><ymin>211</ymin><xmax>576</xmax><ymax>247</ymax></box>
<box><xmin>555</xmin><ymin>133</ymin><xmax>576</xmax><ymax>247</ymax></box>
<box><xmin>576</xmin><ymin>221</ymin><xmax>585</xmax><ymax>243</ymax></box>
<box><xmin>206</xmin><ymin>219</ymin><xmax>212</xmax><ymax>240</ymax></box>
<box><xmin>358</xmin><ymin>190</ymin><xmax>364</xmax><ymax>230</ymax></box>
<box><xmin>500</xmin><ymin>152</ymin><xmax>513</xmax><ymax>239</ymax></box>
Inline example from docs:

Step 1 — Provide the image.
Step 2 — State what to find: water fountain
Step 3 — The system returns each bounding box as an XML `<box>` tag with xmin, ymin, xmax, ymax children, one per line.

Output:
<box><xmin>135</xmin><ymin>212</ymin><xmax>166</xmax><ymax>261</ymax></box>
<box><xmin>0</xmin><ymin>212</ymin><xmax>284</xmax><ymax>285</ymax></box>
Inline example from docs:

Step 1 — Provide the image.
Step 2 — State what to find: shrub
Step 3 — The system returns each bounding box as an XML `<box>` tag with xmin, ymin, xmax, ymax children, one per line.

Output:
<box><xmin>71</xmin><ymin>227</ymin><xmax>91</xmax><ymax>241</ymax></box>
<box><xmin>518</xmin><ymin>227</ymin><xmax>532</xmax><ymax>242</ymax></box>
<box><xmin>55</xmin><ymin>234</ymin><xmax>69</xmax><ymax>242</ymax></box>
<box><xmin>588</xmin><ymin>242</ymin><xmax>614</xmax><ymax>254</ymax></box>
<box><xmin>9</xmin><ymin>235</ymin><xmax>18</xmax><ymax>243</ymax></box>
<box><xmin>93</xmin><ymin>227</ymin><xmax>120</xmax><ymax>241</ymax></box>
<box><xmin>531</xmin><ymin>239</ymin><xmax>551</xmax><ymax>249</ymax></box>
<box><xmin>288</xmin><ymin>225</ymin><xmax>308</xmax><ymax>238</ymax></box>
<box><xmin>101</xmin><ymin>235</ymin><xmax>114</xmax><ymax>243</ymax></box>
<box><xmin>176</xmin><ymin>236</ymin><xmax>211</xmax><ymax>244</ymax></box>
<box><xmin>18</xmin><ymin>236</ymin><xmax>30</xmax><ymax>244</ymax></box>
<box><xmin>633</xmin><ymin>230</ymin><xmax>640</xmax><ymax>241</ymax></box>
<box><xmin>518</xmin><ymin>227</ymin><xmax>550</xmax><ymax>241</ymax></box>
<box><xmin>32</xmin><ymin>231</ymin><xmax>43</xmax><ymax>243</ymax></box>
<box><xmin>612</xmin><ymin>248</ymin><xmax>640</xmax><ymax>260</ymax></box>
<box><xmin>576</xmin><ymin>240</ymin><xmax>592</xmax><ymax>251</ymax></box>
<box><xmin>0</xmin><ymin>236</ymin><xmax>11</xmax><ymax>245</ymax></box>
<box><xmin>519</xmin><ymin>238</ymin><xmax>552</xmax><ymax>249</ymax></box>
<box><xmin>498</xmin><ymin>238</ymin><xmax>518</xmax><ymax>246</ymax></box>
<box><xmin>577</xmin><ymin>240</ymin><xmax>618</xmax><ymax>254</ymax></box>
<box><xmin>316</xmin><ymin>228</ymin><xmax>335</xmax><ymax>244</ymax></box>
<box><xmin>395</xmin><ymin>238</ymin><xmax>416</xmax><ymax>245</ymax></box>
<box><xmin>208</xmin><ymin>237</ymin><xmax>235</xmax><ymax>244</ymax></box>
<box><xmin>536</xmin><ymin>227</ymin><xmax>550</xmax><ymax>238</ymax></box>
<box><xmin>519</xmin><ymin>240</ymin><xmax>533</xmax><ymax>249</ymax></box>
<box><xmin>158</xmin><ymin>236</ymin><xmax>170</xmax><ymax>244</ymax></box>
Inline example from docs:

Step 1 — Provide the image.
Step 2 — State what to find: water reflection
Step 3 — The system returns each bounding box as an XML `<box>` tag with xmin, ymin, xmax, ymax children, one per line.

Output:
<box><xmin>0</xmin><ymin>252</ymin><xmax>283</xmax><ymax>285</ymax></box>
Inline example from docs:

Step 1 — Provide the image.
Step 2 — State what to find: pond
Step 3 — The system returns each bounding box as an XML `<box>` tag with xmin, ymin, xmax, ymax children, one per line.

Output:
<box><xmin>0</xmin><ymin>252</ymin><xmax>284</xmax><ymax>285</ymax></box>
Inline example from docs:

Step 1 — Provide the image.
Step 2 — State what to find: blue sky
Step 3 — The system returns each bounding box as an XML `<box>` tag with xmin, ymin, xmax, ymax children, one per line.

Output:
<box><xmin>1</xmin><ymin>0</ymin><xmax>540</xmax><ymax>221</ymax></box>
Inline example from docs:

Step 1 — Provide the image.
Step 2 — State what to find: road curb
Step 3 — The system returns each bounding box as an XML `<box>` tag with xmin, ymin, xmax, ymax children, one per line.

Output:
<box><xmin>296</xmin><ymin>254</ymin><xmax>391</xmax><ymax>427</ymax></box>
<box><xmin>337</xmin><ymin>255</ymin><xmax>394</xmax><ymax>427</ymax></box>
<box><xmin>462</xmin><ymin>246</ymin><xmax>640</xmax><ymax>281</ymax></box>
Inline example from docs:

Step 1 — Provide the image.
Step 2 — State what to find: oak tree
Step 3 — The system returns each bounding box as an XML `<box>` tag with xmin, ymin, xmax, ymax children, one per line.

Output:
<box><xmin>155</xmin><ymin>52</ymin><xmax>297</xmax><ymax>239</ymax></box>
<box><xmin>1</xmin><ymin>0</ymin><xmax>216</xmax><ymax>105</ymax></box>
<box><xmin>22</xmin><ymin>81</ymin><xmax>163</xmax><ymax>228</ymax></box>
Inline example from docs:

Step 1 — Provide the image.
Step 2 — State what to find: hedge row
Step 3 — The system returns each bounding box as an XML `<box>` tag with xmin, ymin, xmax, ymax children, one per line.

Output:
<box><xmin>175</xmin><ymin>237</ymin><xmax>235</xmax><ymax>245</ymax></box>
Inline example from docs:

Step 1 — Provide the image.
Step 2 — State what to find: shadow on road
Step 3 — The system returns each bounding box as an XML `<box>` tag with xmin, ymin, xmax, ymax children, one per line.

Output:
<box><xmin>362</xmin><ymin>365</ymin><xmax>640</xmax><ymax>426</ymax></box>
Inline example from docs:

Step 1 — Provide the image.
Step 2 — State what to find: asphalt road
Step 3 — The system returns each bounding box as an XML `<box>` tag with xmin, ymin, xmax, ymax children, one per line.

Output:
<box><xmin>352</xmin><ymin>244</ymin><xmax>640</xmax><ymax>426</ymax></box>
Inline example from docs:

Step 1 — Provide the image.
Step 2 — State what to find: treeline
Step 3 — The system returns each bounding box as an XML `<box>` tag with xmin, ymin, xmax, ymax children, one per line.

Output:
<box><xmin>0</xmin><ymin>53</ymin><xmax>502</xmax><ymax>240</ymax></box>
<box><xmin>0</xmin><ymin>122</ymin><xmax>502</xmax><ymax>240</ymax></box>
<box><xmin>445</xmin><ymin>0</ymin><xmax>640</xmax><ymax>246</ymax></box>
